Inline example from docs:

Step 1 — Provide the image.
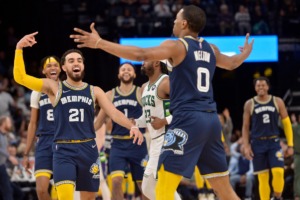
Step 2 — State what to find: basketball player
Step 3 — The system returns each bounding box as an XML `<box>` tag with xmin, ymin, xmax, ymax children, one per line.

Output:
<box><xmin>134</xmin><ymin>60</ymin><xmax>181</xmax><ymax>200</ymax></box>
<box><xmin>242</xmin><ymin>76</ymin><xmax>293</xmax><ymax>200</ymax></box>
<box><xmin>13</xmin><ymin>32</ymin><xmax>143</xmax><ymax>200</ymax></box>
<box><xmin>22</xmin><ymin>55</ymin><xmax>61</xmax><ymax>200</ymax></box>
<box><xmin>94</xmin><ymin>62</ymin><xmax>148</xmax><ymax>200</ymax></box>
<box><xmin>70</xmin><ymin>5</ymin><xmax>253</xmax><ymax>200</ymax></box>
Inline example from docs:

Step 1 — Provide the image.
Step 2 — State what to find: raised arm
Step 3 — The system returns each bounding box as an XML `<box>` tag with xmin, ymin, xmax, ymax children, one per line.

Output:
<box><xmin>70</xmin><ymin>23</ymin><xmax>183</xmax><ymax>65</ymax></box>
<box><xmin>211</xmin><ymin>33</ymin><xmax>254</xmax><ymax>70</ymax></box>
<box><xmin>14</xmin><ymin>32</ymin><xmax>57</xmax><ymax>98</ymax></box>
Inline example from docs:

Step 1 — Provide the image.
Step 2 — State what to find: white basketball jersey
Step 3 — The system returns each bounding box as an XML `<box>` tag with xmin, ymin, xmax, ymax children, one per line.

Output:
<box><xmin>141</xmin><ymin>74</ymin><xmax>170</xmax><ymax>139</ymax></box>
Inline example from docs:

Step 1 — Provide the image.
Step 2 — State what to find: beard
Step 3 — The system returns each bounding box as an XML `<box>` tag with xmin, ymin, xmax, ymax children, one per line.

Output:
<box><xmin>67</xmin><ymin>71</ymin><xmax>85</xmax><ymax>82</ymax></box>
<box><xmin>120</xmin><ymin>76</ymin><xmax>135</xmax><ymax>84</ymax></box>
<box><xmin>141</xmin><ymin>66</ymin><xmax>154</xmax><ymax>77</ymax></box>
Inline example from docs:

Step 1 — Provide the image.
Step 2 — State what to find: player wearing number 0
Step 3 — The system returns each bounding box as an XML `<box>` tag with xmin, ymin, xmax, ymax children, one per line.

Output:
<box><xmin>13</xmin><ymin>32</ymin><xmax>144</xmax><ymax>200</ymax></box>
<box><xmin>22</xmin><ymin>55</ymin><xmax>61</xmax><ymax>200</ymax></box>
<box><xmin>94</xmin><ymin>62</ymin><xmax>148</xmax><ymax>200</ymax></box>
<box><xmin>70</xmin><ymin>5</ymin><xmax>254</xmax><ymax>199</ymax></box>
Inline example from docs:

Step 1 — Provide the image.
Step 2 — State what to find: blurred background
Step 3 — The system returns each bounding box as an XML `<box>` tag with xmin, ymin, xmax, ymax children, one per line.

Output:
<box><xmin>0</xmin><ymin>0</ymin><xmax>299</xmax><ymax>130</ymax></box>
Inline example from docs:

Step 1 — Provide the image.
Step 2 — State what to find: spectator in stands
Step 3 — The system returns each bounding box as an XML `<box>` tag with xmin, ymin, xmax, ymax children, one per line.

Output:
<box><xmin>117</xmin><ymin>7</ymin><xmax>136</xmax><ymax>37</ymax></box>
<box><xmin>0</xmin><ymin>116</ymin><xmax>17</xmax><ymax>200</ymax></box>
<box><xmin>234</xmin><ymin>5</ymin><xmax>251</xmax><ymax>35</ymax></box>
<box><xmin>218</xmin><ymin>4</ymin><xmax>235</xmax><ymax>35</ymax></box>
<box><xmin>229</xmin><ymin>139</ymin><xmax>254</xmax><ymax>200</ymax></box>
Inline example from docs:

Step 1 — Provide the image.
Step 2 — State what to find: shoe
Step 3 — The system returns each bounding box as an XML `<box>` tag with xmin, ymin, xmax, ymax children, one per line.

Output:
<box><xmin>198</xmin><ymin>193</ymin><xmax>207</xmax><ymax>200</ymax></box>
<box><xmin>270</xmin><ymin>197</ymin><xmax>282</xmax><ymax>200</ymax></box>
<box><xmin>207</xmin><ymin>193</ymin><xmax>215</xmax><ymax>200</ymax></box>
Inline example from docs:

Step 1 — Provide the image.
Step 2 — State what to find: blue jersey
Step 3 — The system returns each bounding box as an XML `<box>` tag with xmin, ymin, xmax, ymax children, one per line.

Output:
<box><xmin>36</xmin><ymin>93</ymin><xmax>55</xmax><ymax>136</ymax></box>
<box><xmin>111</xmin><ymin>86</ymin><xmax>144</xmax><ymax>136</ymax></box>
<box><xmin>250</xmin><ymin>96</ymin><xmax>280</xmax><ymax>139</ymax></box>
<box><xmin>53</xmin><ymin>81</ymin><xmax>95</xmax><ymax>141</ymax></box>
<box><xmin>169</xmin><ymin>36</ymin><xmax>217</xmax><ymax>114</ymax></box>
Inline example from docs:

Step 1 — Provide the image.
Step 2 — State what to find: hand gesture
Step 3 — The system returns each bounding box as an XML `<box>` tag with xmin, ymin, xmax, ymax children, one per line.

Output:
<box><xmin>70</xmin><ymin>22</ymin><xmax>102</xmax><ymax>49</ymax></box>
<box><xmin>16</xmin><ymin>32</ymin><xmax>38</xmax><ymax>49</ymax></box>
<box><xmin>243</xmin><ymin>144</ymin><xmax>254</xmax><ymax>160</ymax></box>
<box><xmin>238</xmin><ymin>33</ymin><xmax>254</xmax><ymax>55</ymax></box>
<box><xmin>130</xmin><ymin>127</ymin><xmax>144</xmax><ymax>145</ymax></box>
<box><xmin>151</xmin><ymin>116</ymin><xmax>167</xmax><ymax>130</ymax></box>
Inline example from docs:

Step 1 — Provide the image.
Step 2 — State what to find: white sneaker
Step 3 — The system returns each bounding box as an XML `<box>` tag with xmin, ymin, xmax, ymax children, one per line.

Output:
<box><xmin>198</xmin><ymin>193</ymin><xmax>208</xmax><ymax>200</ymax></box>
<box><xmin>207</xmin><ymin>193</ymin><xmax>215</xmax><ymax>200</ymax></box>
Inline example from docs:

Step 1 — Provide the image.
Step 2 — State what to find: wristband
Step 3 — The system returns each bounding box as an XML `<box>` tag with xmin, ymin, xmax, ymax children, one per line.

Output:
<box><xmin>165</xmin><ymin>115</ymin><xmax>173</xmax><ymax>125</ymax></box>
<box><xmin>130</xmin><ymin>126</ymin><xmax>139</xmax><ymax>130</ymax></box>
<box><xmin>95</xmin><ymin>38</ymin><xmax>102</xmax><ymax>48</ymax></box>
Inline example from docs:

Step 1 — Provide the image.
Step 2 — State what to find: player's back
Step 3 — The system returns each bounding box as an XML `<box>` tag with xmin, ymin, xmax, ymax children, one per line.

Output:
<box><xmin>53</xmin><ymin>81</ymin><xmax>95</xmax><ymax>141</ymax></box>
<box><xmin>169</xmin><ymin>36</ymin><xmax>217</xmax><ymax>114</ymax></box>
<box><xmin>250</xmin><ymin>96</ymin><xmax>280</xmax><ymax>139</ymax></box>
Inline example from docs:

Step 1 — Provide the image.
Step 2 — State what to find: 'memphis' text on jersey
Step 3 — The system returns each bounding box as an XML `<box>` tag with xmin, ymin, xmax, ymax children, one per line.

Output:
<box><xmin>60</xmin><ymin>95</ymin><xmax>93</xmax><ymax>105</ymax></box>
<box><xmin>254</xmin><ymin>106</ymin><xmax>276</xmax><ymax>114</ymax></box>
<box><xmin>114</xmin><ymin>99</ymin><xmax>138</xmax><ymax>107</ymax></box>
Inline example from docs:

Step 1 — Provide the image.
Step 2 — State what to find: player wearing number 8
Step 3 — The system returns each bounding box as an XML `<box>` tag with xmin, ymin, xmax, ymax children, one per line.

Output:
<box><xmin>22</xmin><ymin>55</ymin><xmax>61</xmax><ymax>200</ymax></box>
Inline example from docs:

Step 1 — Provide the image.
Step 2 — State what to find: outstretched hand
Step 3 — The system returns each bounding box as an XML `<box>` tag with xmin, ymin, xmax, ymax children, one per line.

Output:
<box><xmin>70</xmin><ymin>22</ymin><xmax>102</xmax><ymax>49</ymax></box>
<box><xmin>239</xmin><ymin>33</ymin><xmax>254</xmax><ymax>54</ymax></box>
<box><xmin>16</xmin><ymin>32</ymin><xmax>38</xmax><ymax>49</ymax></box>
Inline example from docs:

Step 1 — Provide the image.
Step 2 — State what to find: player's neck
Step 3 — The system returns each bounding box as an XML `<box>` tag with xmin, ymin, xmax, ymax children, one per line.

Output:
<box><xmin>119</xmin><ymin>83</ymin><xmax>134</xmax><ymax>94</ymax></box>
<box><xmin>65</xmin><ymin>78</ymin><xmax>84</xmax><ymax>88</ymax></box>
<box><xmin>256</xmin><ymin>94</ymin><xmax>271</xmax><ymax>102</ymax></box>
<box><xmin>149</xmin><ymin>72</ymin><xmax>163</xmax><ymax>85</ymax></box>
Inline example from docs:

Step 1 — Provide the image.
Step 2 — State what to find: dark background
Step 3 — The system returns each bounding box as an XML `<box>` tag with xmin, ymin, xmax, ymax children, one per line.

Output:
<box><xmin>0</xmin><ymin>0</ymin><xmax>300</xmax><ymax>130</ymax></box>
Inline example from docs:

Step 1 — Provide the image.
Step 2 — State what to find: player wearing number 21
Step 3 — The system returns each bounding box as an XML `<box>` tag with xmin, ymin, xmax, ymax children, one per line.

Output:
<box><xmin>13</xmin><ymin>32</ymin><xmax>144</xmax><ymax>200</ymax></box>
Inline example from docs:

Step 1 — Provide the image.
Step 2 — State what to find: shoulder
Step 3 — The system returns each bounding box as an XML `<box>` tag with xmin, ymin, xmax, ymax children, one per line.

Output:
<box><xmin>273</xmin><ymin>96</ymin><xmax>285</xmax><ymax>108</ymax></box>
<box><xmin>244</xmin><ymin>98</ymin><xmax>253</xmax><ymax>109</ymax></box>
<box><xmin>141</xmin><ymin>82</ymin><xmax>148</xmax><ymax>94</ymax></box>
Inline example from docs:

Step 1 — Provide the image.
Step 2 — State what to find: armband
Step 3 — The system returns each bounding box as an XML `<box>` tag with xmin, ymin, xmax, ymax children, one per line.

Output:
<box><xmin>165</xmin><ymin>115</ymin><xmax>173</xmax><ymax>125</ymax></box>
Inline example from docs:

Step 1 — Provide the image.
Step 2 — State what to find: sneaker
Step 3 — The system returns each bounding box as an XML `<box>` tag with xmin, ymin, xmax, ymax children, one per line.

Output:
<box><xmin>207</xmin><ymin>193</ymin><xmax>215</xmax><ymax>200</ymax></box>
<box><xmin>198</xmin><ymin>193</ymin><xmax>208</xmax><ymax>200</ymax></box>
<box><xmin>270</xmin><ymin>197</ymin><xmax>282</xmax><ymax>200</ymax></box>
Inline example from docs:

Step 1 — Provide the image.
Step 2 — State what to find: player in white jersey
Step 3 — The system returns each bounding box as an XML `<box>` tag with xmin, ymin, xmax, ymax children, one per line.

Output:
<box><xmin>135</xmin><ymin>60</ymin><xmax>181</xmax><ymax>200</ymax></box>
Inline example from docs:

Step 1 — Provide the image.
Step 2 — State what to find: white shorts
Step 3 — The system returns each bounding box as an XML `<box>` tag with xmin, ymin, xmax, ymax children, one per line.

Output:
<box><xmin>144</xmin><ymin>135</ymin><xmax>164</xmax><ymax>178</ymax></box>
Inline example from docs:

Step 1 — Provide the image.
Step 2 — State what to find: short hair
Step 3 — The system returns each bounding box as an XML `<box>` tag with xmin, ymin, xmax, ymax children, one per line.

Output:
<box><xmin>118</xmin><ymin>62</ymin><xmax>136</xmax><ymax>72</ymax></box>
<box><xmin>253</xmin><ymin>76</ymin><xmax>270</xmax><ymax>87</ymax></box>
<box><xmin>159</xmin><ymin>61</ymin><xmax>168</xmax><ymax>74</ymax></box>
<box><xmin>182</xmin><ymin>5</ymin><xmax>206</xmax><ymax>34</ymax></box>
<box><xmin>40</xmin><ymin>55</ymin><xmax>60</xmax><ymax>69</ymax></box>
<box><xmin>60</xmin><ymin>49</ymin><xmax>84</xmax><ymax>65</ymax></box>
